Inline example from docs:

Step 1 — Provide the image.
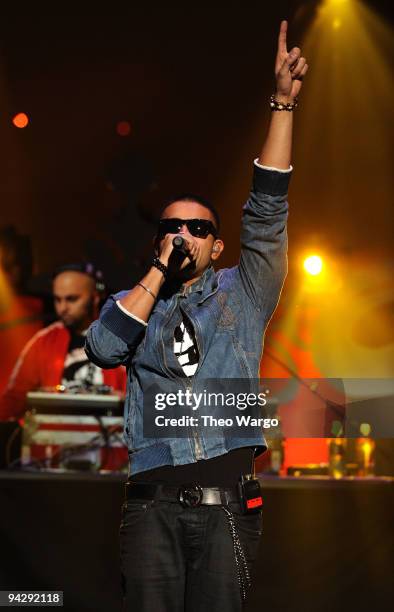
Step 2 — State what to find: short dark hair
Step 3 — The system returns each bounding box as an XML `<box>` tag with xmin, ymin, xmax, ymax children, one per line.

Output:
<box><xmin>52</xmin><ymin>262</ymin><xmax>106</xmax><ymax>293</ymax></box>
<box><xmin>159</xmin><ymin>193</ymin><xmax>221</xmax><ymax>234</ymax></box>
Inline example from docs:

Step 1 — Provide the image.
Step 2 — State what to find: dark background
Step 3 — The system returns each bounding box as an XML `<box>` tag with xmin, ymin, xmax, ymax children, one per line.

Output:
<box><xmin>1</xmin><ymin>0</ymin><xmax>393</xmax><ymax>292</ymax></box>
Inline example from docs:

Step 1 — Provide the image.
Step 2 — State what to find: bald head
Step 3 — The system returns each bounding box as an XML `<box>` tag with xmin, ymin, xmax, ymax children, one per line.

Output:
<box><xmin>53</xmin><ymin>271</ymin><xmax>99</xmax><ymax>333</ymax></box>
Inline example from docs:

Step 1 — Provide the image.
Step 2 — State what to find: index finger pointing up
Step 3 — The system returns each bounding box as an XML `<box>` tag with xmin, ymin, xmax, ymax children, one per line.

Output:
<box><xmin>278</xmin><ymin>20</ymin><xmax>288</xmax><ymax>55</ymax></box>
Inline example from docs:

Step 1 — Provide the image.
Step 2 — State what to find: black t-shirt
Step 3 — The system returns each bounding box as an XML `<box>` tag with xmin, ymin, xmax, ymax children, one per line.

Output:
<box><xmin>131</xmin><ymin>447</ymin><xmax>255</xmax><ymax>487</ymax></box>
<box><xmin>62</xmin><ymin>331</ymin><xmax>103</xmax><ymax>389</ymax></box>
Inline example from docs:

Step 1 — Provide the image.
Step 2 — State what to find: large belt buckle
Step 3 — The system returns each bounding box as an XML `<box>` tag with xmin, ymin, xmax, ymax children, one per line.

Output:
<box><xmin>178</xmin><ymin>483</ymin><xmax>203</xmax><ymax>508</ymax></box>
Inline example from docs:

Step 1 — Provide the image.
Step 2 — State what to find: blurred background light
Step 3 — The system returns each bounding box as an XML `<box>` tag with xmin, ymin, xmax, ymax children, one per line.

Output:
<box><xmin>116</xmin><ymin>120</ymin><xmax>131</xmax><ymax>136</ymax></box>
<box><xmin>303</xmin><ymin>255</ymin><xmax>323</xmax><ymax>276</ymax></box>
<box><xmin>12</xmin><ymin>113</ymin><xmax>29</xmax><ymax>129</ymax></box>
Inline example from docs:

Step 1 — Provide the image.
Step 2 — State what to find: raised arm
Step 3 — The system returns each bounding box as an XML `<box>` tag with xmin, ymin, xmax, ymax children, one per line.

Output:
<box><xmin>259</xmin><ymin>20</ymin><xmax>308</xmax><ymax>168</ymax></box>
<box><xmin>239</xmin><ymin>21</ymin><xmax>308</xmax><ymax>321</ymax></box>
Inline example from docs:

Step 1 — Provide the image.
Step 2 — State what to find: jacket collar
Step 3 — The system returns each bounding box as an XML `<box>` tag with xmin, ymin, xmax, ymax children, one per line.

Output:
<box><xmin>160</xmin><ymin>265</ymin><xmax>216</xmax><ymax>300</ymax></box>
<box><xmin>178</xmin><ymin>265</ymin><xmax>216</xmax><ymax>296</ymax></box>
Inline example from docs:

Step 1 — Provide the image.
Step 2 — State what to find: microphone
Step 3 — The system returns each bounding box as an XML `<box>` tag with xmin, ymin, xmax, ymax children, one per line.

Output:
<box><xmin>172</xmin><ymin>235</ymin><xmax>188</xmax><ymax>255</ymax></box>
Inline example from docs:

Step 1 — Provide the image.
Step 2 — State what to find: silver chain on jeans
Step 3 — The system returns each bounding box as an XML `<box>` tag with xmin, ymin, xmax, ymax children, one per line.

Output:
<box><xmin>221</xmin><ymin>506</ymin><xmax>251</xmax><ymax>602</ymax></box>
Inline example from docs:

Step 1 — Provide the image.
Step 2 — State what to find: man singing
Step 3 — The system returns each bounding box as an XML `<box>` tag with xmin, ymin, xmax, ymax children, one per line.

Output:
<box><xmin>86</xmin><ymin>21</ymin><xmax>308</xmax><ymax>611</ymax></box>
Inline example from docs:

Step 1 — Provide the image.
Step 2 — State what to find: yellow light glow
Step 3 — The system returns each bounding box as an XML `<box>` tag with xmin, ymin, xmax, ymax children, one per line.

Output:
<box><xmin>332</xmin><ymin>18</ymin><xmax>342</xmax><ymax>29</ymax></box>
<box><xmin>304</xmin><ymin>255</ymin><xmax>323</xmax><ymax>276</ymax></box>
<box><xmin>361</xmin><ymin>441</ymin><xmax>372</xmax><ymax>464</ymax></box>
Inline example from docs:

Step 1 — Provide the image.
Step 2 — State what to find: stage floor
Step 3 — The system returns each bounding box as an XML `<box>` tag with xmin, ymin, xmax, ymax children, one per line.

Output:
<box><xmin>1</xmin><ymin>470</ymin><xmax>393</xmax><ymax>612</ymax></box>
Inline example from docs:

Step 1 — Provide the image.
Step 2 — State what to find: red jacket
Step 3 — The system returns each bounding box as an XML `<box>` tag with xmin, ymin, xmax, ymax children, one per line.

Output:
<box><xmin>0</xmin><ymin>294</ymin><xmax>43</xmax><ymax>394</ymax></box>
<box><xmin>0</xmin><ymin>322</ymin><xmax>126</xmax><ymax>420</ymax></box>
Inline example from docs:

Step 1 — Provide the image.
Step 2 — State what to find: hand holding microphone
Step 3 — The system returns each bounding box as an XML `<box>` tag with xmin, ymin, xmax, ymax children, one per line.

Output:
<box><xmin>158</xmin><ymin>233</ymin><xmax>199</xmax><ymax>269</ymax></box>
<box><xmin>172</xmin><ymin>235</ymin><xmax>188</xmax><ymax>255</ymax></box>
<box><xmin>173</xmin><ymin>235</ymin><xmax>201</xmax><ymax>265</ymax></box>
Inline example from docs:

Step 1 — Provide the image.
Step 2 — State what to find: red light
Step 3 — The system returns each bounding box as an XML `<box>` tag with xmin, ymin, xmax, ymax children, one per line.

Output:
<box><xmin>116</xmin><ymin>121</ymin><xmax>131</xmax><ymax>136</ymax></box>
<box><xmin>12</xmin><ymin>113</ymin><xmax>29</xmax><ymax>128</ymax></box>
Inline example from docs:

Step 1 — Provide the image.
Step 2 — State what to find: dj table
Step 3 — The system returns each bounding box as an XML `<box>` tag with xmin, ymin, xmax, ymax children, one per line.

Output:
<box><xmin>20</xmin><ymin>391</ymin><xmax>127</xmax><ymax>471</ymax></box>
<box><xmin>0</xmin><ymin>470</ymin><xmax>392</xmax><ymax>612</ymax></box>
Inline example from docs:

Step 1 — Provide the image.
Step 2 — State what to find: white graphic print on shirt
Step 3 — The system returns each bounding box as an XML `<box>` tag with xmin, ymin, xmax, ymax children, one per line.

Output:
<box><xmin>174</xmin><ymin>318</ymin><xmax>199</xmax><ymax>376</ymax></box>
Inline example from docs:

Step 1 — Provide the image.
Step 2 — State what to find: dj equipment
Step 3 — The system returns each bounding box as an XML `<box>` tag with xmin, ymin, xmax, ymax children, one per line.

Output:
<box><xmin>21</xmin><ymin>391</ymin><xmax>127</xmax><ymax>471</ymax></box>
<box><xmin>26</xmin><ymin>391</ymin><xmax>124</xmax><ymax>416</ymax></box>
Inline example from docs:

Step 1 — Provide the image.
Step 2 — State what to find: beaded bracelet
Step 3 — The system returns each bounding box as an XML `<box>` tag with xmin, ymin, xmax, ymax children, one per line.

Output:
<box><xmin>152</xmin><ymin>257</ymin><xmax>168</xmax><ymax>278</ymax></box>
<box><xmin>270</xmin><ymin>94</ymin><xmax>298</xmax><ymax>111</ymax></box>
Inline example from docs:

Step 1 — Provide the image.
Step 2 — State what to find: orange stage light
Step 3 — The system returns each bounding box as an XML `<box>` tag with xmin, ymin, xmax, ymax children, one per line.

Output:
<box><xmin>12</xmin><ymin>113</ymin><xmax>29</xmax><ymax>128</ymax></box>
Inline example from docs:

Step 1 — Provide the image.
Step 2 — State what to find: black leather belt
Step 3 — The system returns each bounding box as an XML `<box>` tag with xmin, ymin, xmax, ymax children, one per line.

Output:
<box><xmin>125</xmin><ymin>481</ymin><xmax>240</xmax><ymax>508</ymax></box>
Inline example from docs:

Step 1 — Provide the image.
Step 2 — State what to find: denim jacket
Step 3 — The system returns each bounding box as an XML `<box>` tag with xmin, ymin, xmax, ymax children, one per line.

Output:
<box><xmin>85</xmin><ymin>164</ymin><xmax>290</xmax><ymax>475</ymax></box>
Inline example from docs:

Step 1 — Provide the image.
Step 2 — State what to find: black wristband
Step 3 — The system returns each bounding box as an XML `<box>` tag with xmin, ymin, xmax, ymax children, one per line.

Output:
<box><xmin>152</xmin><ymin>257</ymin><xmax>168</xmax><ymax>278</ymax></box>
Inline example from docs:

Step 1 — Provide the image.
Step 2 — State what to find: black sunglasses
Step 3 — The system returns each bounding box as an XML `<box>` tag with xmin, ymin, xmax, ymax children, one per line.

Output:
<box><xmin>158</xmin><ymin>218</ymin><xmax>218</xmax><ymax>239</ymax></box>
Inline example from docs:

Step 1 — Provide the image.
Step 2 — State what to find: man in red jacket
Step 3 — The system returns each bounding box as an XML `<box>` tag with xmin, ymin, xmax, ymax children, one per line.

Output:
<box><xmin>0</xmin><ymin>264</ymin><xmax>126</xmax><ymax>420</ymax></box>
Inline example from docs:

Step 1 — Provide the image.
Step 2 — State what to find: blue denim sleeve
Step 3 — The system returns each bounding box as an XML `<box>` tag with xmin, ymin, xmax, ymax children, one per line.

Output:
<box><xmin>85</xmin><ymin>291</ymin><xmax>146</xmax><ymax>368</ymax></box>
<box><xmin>238</xmin><ymin>165</ymin><xmax>290</xmax><ymax>322</ymax></box>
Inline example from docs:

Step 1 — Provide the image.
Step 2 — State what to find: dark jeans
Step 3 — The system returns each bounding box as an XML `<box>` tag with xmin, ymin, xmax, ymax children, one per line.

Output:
<box><xmin>120</xmin><ymin>498</ymin><xmax>262</xmax><ymax>612</ymax></box>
